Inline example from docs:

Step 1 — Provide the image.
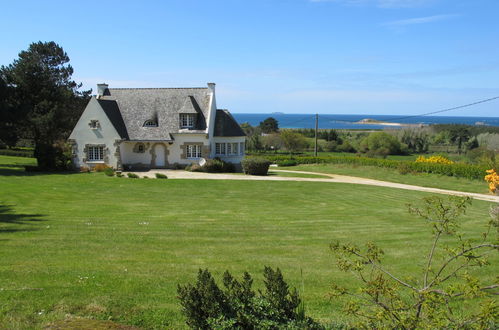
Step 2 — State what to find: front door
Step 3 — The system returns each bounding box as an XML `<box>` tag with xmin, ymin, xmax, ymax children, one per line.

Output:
<box><xmin>154</xmin><ymin>144</ymin><xmax>166</xmax><ymax>167</ymax></box>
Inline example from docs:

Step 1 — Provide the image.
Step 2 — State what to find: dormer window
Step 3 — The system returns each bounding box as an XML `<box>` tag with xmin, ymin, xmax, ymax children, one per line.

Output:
<box><xmin>180</xmin><ymin>114</ymin><xmax>196</xmax><ymax>129</ymax></box>
<box><xmin>89</xmin><ymin>120</ymin><xmax>100</xmax><ymax>129</ymax></box>
<box><xmin>143</xmin><ymin>120</ymin><xmax>158</xmax><ymax>127</ymax></box>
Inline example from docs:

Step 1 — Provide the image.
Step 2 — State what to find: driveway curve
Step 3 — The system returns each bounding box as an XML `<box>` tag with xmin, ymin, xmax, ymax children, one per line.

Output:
<box><xmin>131</xmin><ymin>169</ymin><xmax>499</xmax><ymax>203</ymax></box>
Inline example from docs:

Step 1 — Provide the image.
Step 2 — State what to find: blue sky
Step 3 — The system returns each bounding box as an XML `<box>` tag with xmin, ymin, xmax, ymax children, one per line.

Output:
<box><xmin>1</xmin><ymin>0</ymin><xmax>498</xmax><ymax>116</ymax></box>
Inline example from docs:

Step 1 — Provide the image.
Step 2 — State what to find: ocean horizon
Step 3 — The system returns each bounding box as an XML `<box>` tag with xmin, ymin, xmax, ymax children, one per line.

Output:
<box><xmin>232</xmin><ymin>113</ymin><xmax>499</xmax><ymax>130</ymax></box>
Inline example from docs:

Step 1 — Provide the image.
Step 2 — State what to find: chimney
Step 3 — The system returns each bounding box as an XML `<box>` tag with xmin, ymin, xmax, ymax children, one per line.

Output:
<box><xmin>97</xmin><ymin>83</ymin><xmax>108</xmax><ymax>97</ymax></box>
<box><xmin>207</xmin><ymin>82</ymin><xmax>216</xmax><ymax>92</ymax></box>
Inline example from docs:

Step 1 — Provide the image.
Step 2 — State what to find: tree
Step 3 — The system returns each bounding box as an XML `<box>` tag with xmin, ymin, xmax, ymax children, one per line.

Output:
<box><xmin>359</xmin><ymin>131</ymin><xmax>402</xmax><ymax>157</ymax></box>
<box><xmin>280</xmin><ymin>129</ymin><xmax>307</xmax><ymax>152</ymax></box>
<box><xmin>448</xmin><ymin>126</ymin><xmax>471</xmax><ymax>154</ymax></box>
<box><xmin>0</xmin><ymin>76</ymin><xmax>17</xmax><ymax>147</ymax></box>
<box><xmin>0</xmin><ymin>41</ymin><xmax>90</xmax><ymax>169</ymax></box>
<box><xmin>330</xmin><ymin>196</ymin><xmax>498</xmax><ymax>328</ymax></box>
<box><xmin>259</xmin><ymin>117</ymin><xmax>279</xmax><ymax>134</ymax></box>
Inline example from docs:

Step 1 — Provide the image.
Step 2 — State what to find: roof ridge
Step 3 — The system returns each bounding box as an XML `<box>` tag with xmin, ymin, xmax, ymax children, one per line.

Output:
<box><xmin>109</xmin><ymin>87</ymin><xmax>207</xmax><ymax>90</ymax></box>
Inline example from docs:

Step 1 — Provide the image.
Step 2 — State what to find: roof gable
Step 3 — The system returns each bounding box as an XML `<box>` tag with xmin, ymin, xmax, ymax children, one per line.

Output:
<box><xmin>97</xmin><ymin>99</ymin><xmax>129</xmax><ymax>139</ymax></box>
<box><xmin>214</xmin><ymin>110</ymin><xmax>245</xmax><ymax>137</ymax></box>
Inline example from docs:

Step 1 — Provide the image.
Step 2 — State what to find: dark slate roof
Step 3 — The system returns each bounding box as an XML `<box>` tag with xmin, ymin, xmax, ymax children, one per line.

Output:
<box><xmin>214</xmin><ymin>110</ymin><xmax>246</xmax><ymax>137</ymax></box>
<box><xmin>97</xmin><ymin>99</ymin><xmax>129</xmax><ymax>139</ymax></box>
<box><xmin>101</xmin><ymin>88</ymin><xmax>210</xmax><ymax>141</ymax></box>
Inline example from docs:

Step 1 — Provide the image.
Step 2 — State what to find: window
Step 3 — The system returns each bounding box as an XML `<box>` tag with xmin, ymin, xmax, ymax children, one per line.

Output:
<box><xmin>215</xmin><ymin>143</ymin><xmax>226</xmax><ymax>155</ymax></box>
<box><xmin>239</xmin><ymin>142</ymin><xmax>245</xmax><ymax>155</ymax></box>
<box><xmin>89</xmin><ymin>120</ymin><xmax>100</xmax><ymax>129</ymax></box>
<box><xmin>229</xmin><ymin>143</ymin><xmax>239</xmax><ymax>155</ymax></box>
<box><xmin>180</xmin><ymin>114</ymin><xmax>196</xmax><ymax>128</ymax></box>
<box><xmin>216</xmin><ymin>142</ymin><xmax>240</xmax><ymax>156</ymax></box>
<box><xmin>87</xmin><ymin>146</ymin><xmax>104</xmax><ymax>161</ymax></box>
<box><xmin>186</xmin><ymin>144</ymin><xmax>202</xmax><ymax>158</ymax></box>
<box><xmin>143</xmin><ymin>120</ymin><xmax>158</xmax><ymax>127</ymax></box>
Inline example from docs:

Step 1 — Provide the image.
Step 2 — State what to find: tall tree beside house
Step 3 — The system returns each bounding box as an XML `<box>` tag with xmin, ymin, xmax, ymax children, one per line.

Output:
<box><xmin>0</xmin><ymin>76</ymin><xmax>18</xmax><ymax>147</ymax></box>
<box><xmin>0</xmin><ymin>41</ymin><xmax>90</xmax><ymax>168</ymax></box>
<box><xmin>259</xmin><ymin>117</ymin><xmax>279</xmax><ymax>134</ymax></box>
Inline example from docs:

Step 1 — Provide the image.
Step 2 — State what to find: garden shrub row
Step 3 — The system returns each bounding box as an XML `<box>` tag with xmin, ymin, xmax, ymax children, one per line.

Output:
<box><xmin>0</xmin><ymin>149</ymin><xmax>34</xmax><ymax>158</ymax></box>
<box><xmin>263</xmin><ymin>155</ymin><xmax>487</xmax><ymax>180</ymax></box>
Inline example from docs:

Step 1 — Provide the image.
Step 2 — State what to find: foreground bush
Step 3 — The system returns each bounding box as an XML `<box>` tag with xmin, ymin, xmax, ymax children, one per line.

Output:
<box><xmin>177</xmin><ymin>267</ymin><xmax>322</xmax><ymax>329</ymax></box>
<box><xmin>330</xmin><ymin>196</ymin><xmax>498</xmax><ymax>328</ymax></box>
<box><xmin>242</xmin><ymin>157</ymin><xmax>271</xmax><ymax>175</ymax></box>
<box><xmin>155</xmin><ymin>173</ymin><xmax>168</xmax><ymax>179</ymax></box>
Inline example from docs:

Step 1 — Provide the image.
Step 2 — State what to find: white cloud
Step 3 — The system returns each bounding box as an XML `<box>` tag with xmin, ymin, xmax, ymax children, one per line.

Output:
<box><xmin>382</xmin><ymin>14</ymin><xmax>459</xmax><ymax>26</ymax></box>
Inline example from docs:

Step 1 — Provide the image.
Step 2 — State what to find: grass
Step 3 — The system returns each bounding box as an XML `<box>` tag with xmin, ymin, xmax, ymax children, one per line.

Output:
<box><xmin>281</xmin><ymin>163</ymin><xmax>490</xmax><ymax>194</ymax></box>
<box><xmin>268</xmin><ymin>170</ymin><xmax>331</xmax><ymax>179</ymax></box>
<box><xmin>0</xmin><ymin>156</ymin><xmax>497</xmax><ymax>329</ymax></box>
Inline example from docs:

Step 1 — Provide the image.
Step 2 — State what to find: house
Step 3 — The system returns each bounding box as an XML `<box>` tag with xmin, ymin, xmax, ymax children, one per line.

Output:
<box><xmin>68</xmin><ymin>83</ymin><xmax>245</xmax><ymax>170</ymax></box>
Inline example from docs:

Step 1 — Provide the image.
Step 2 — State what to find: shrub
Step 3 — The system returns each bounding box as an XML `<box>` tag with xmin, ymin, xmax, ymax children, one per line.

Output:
<box><xmin>359</xmin><ymin>131</ymin><xmax>402</xmax><ymax>156</ymax></box>
<box><xmin>203</xmin><ymin>158</ymin><xmax>225</xmax><ymax>173</ymax></box>
<box><xmin>93</xmin><ymin>163</ymin><xmax>110</xmax><ymax>172</ymax></box>
<box><xmin>330</xmin><ymin>196</ymin><xmax>498</xmax><ymax>328</ymax></box>
<box><xmin>171</xmin><ymin>162</ymin><xmax>187</xmax><ymax>170</ymax></box>
<box><xmin>0</xmin><ymin>148</ymin><xmax>34</xmax><ymax>158</ymax></box>
<box><xmin>277</xmin><ymin>159</ymin><xmax>297</xmax><ymax>167</ymax></box>
<box><xmin>116</xmin><ymin>172</ymin><xmax>123</xmax><ymax>177</ymax></box>
<box><xmin>127</xmin><ymin>173</ymin><xmax>139</xmax><ymax>178</ymax></box>
<box><xmin>242</xmin><ymin>157</ymin><xmax>272</xmax><ymax>175</ymax></box>
<box><xmin>79</xmin><ymin>166</ymin><xmax>91</xmax><ymax>173</ymax></box>
<box><xmin>259</xmin><ymin>155</ymin><xmax>487</xmax><ymax>180</ymax></box>
<box><xmin>397</xmin><ymin>162</ymin><xmax>412</xmax><ymax>175</ymax></box>
<box><xmin>415</xmin><ymin>155</ymin><xmax>454</xmax><ymax>165</ymax></box>
<box><xmin>177</xmin><ymin>267</ymin><xmax>322</xmax><ymax>329</ymax></box>
<box><xmin>155</xmin><ymin>173</ymin><xmax>168</xmax><ymax>179</ymax></box>
<box><xmin>143</xmin><ymin>176</ymin><xmax>149</xmax><ymax>179</ymax></box>
<box><xmin>104</xmin><ymin>167</ymin><xmax>115</xmax><ymax>177</ymax></box>
<box><xmin>484</xmin><ymin>169</ymin><xmax>499</xmax><ymax>194</ymax></box>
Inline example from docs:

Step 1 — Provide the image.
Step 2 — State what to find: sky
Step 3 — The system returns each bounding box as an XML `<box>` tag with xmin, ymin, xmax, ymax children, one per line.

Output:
<box><xmin>1</xmin><ymin>0</ymin><xmax>498</xmax><ymax>116</ymax></box>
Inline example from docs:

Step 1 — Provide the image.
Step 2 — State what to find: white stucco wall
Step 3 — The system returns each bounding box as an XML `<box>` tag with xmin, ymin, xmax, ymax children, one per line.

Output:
<box><xmin>211</xmin><ymin>136</ymin><xmax>246</xmax><ymax>164</ymax></box>
<box><xmin>120</xmin><ymin>142</ymin><xmax>153</xmax><ymax>165</ymax></box>
<box><xmin>170</xmin><ymin>133</ymin><xmax>210</xmax><ymax>165</ymax></box>
<box><xmin>68</xmin><ymin>97</ymin><xmax>121</xmax><ymax>169</ymax></box>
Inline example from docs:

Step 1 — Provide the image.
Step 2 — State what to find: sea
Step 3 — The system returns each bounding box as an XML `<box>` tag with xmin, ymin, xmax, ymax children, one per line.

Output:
<box><xmin>232</xmin><ymin>113</ymin><xmax>499</xmax><ymax>130</ymax></box>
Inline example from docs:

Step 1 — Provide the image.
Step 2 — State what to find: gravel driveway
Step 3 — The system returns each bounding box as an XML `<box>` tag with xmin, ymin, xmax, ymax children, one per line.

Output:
<box><xmin>126</xmin><ymin>169</ymin><xmax>499</xmax><ymax>203</ymax></box>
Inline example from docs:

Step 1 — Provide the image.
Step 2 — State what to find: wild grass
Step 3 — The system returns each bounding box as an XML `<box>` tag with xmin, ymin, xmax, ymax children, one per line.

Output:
<box><xmin>0</xmin><ymin>156</ymin><xmax>496</xmax><ymax>328</ymax></box>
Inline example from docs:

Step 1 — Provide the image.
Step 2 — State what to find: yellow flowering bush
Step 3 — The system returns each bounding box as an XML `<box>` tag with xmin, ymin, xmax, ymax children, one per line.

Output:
<box><xmin>415</xmin><ymin>155</ymin><xmax>454</xmax><ymax>165</ymax></box>
<box><xmin>484</xmin><ymin>169</ymin><xmax>499</xmax><ymax>194</ymax></box>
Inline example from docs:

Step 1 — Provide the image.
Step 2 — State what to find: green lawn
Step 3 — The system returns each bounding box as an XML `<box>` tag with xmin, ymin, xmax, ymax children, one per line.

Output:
<box><xmin>281</xmin><ymin>163</ymin><xmax>489</xmax><ymax>194</ymax></box>
<box><xmin>0</xmin><ymin>156</ymin><xmax>496</xmax><ymax>329</ymax></box>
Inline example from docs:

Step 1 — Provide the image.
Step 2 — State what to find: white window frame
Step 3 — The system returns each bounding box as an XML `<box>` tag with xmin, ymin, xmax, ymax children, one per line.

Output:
<box><xmin>87</xmin><ymin>146</ymin><xmax>104</xmax><ymax>162</ymax></box>
<box><xmin>180</xmin><ymin>114</ymin><xmax>196</xmax><ymax>128</ymax></box>
<box><xmin>186</xmin><ymin>144</ymin><xmax>202</xmax><ymax>158</ymax></box>
<box><xmin>215</xmin><ymin>143</ymin><xmax>226</xmax><ymax>155</ymax></box>
<box><xmin>239</xmin><ymin>142</ymin><xmax>245</xmax><ymax>155</ymax></box>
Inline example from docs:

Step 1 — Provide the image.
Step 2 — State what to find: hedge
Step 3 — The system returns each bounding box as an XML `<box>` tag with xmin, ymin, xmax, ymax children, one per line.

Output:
<box><xmin>0</xmin><ymin>149</ymin><xmax>34</xmax><ymax>158</ymax></box>
<box><xmin>242</xmin><ymin>157</ymin><xmax>272</xmax><ymax>176</ymax></box>
<box><xmin>262</xmin><ymin>155</ymin><xmax>487</xmax><ymax>180</ymax></box>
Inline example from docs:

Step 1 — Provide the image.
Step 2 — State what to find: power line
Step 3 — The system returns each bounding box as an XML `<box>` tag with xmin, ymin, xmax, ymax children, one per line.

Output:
<box><xmin>385</xmin><ymin>95</ymin><xmax>499</xmax><ymax>122</ymax></box>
